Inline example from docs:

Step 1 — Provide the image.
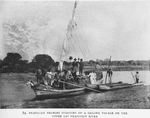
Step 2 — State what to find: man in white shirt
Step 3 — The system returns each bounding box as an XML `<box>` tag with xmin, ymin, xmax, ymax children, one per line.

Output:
<box><xmin>89</xmin><ymin>70</ymin><xmax>97</xmax><ymax>84</ymax></box>
<box><xmin>45</xmin><ymin>69</ymin><xmax>54</xmax><ymax>86</ymax></box>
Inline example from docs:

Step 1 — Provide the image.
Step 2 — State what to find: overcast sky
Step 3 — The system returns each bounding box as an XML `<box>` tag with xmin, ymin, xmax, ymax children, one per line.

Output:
<box><xmin>0</xmin><ymin>0</ymin><xmax>150</xmax><ymax>61</ymax></box>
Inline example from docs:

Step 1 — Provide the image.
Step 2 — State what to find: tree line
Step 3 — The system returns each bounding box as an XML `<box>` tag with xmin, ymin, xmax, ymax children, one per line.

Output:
<box><xmin>0</xmin><ymin>53</ymin><xmax>55</xmax><ymax>73</ymax></box>
<box><xmin>0</xmin><ymin>52</ymin><xmax>149</xmax><ymax>73</ymax></box>
<box><xmin>88</xmin><ymin>59</ymin><xmax>150</xmax><ymax>66</ymax></box>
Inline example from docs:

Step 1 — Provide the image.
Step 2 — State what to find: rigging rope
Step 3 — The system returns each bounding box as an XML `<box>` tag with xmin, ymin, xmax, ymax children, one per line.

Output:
<box><xmin>71</xmin><ymin>34</ymin><xmax>88</xmax><ymax>59</ymax></box>
<box><xmin>69</xmin><ymin>36</ymin><xmax>78</xmax><ymax>57</ymax></box>
<box><xmin>75</xmin><ymin>26</ymin><xmax>90</xmax><ymax>56</ymax></box>
<box><xmin>76</xmin><ymin>12</ymin><xmax>92</xmax><ymax>58</ymax></box>
<box><xmin>73</xmin><ymin>31</ymin><xmax>89</xmax><ymax>59</ymax></box>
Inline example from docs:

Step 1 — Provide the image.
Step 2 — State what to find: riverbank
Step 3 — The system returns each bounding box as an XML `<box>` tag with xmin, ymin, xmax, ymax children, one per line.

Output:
<box><xmin>0</xmin><ymin>71</ymin><xmax>150</xmax><ymax>108</ymax></box>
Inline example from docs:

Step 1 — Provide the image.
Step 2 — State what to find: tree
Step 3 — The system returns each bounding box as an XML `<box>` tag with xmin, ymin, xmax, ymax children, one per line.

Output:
<box><xmin>1</xmin><ymin>53</ymin><xmax>23</xmax><ymax>72</ymax></box>
<box><xmin>3</xmin><ymin>53</ymin><xmax>22</xmax><ymax>64</ymax></box>
<box><xmin>89</xmin><ymin>60</ymin><xmax>95</xmax><ymax>66</ymax></box>
<box><xmin>32</xmin><ymin>54</ymin><xmax>55</xmax><ymax>69</ymax></box>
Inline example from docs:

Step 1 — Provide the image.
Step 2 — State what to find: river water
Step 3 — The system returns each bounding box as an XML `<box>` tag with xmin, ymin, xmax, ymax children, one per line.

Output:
<box><xmin>0</xmin><ymin>71</ymin><xmax>150</xmax><ymax>108</ymax></box>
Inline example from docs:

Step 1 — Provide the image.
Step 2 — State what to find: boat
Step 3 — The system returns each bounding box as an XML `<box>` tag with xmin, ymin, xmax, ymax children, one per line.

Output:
<box><xmin>26</xmin><ymin>2</ymin><xmax>88</xmax><ymax>98</ymax></box>
<box><xmin>27</xmin><ymin>81</ymin><xmax>85</xmax><ymax>97</ymax></box>
<box><xmin>85</xmin><ymin>82</ymin><xmax>125</xmax><ymax>90</ymax></box>
<box><xmin>85</xmin><ymin>84</ymin><xmax>99</xmax><ymax>89</ymax></box>
<box><xmin>98</xmin><ymin>81</ymin><xmax>144</xmax><ymax>92</ymax></box>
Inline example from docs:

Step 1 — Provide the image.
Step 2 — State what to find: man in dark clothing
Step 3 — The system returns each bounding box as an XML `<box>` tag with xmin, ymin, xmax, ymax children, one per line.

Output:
<box><xmin>107</xmin><ymin>68</ymin><xmax>113</xmax><ymax>83</ymax></box>
<box><xmin>36</xmin><ymin>67</ymin><xmax>42</xmax><ymax>84</ymax></box>
<box><xmin>72</xmin><ymin>58</ymin><xmax>78</xmax><ymax>68</ymax></box>
<box><xmin>135</xmin><ymin>71</ymin><xmax>139</xmax><ymax>83</ymax></box>
<box><xmin>72</xmin><ymin>58</ymin><xmax>78</xmax><ymax>79</ymax></box>
<box><xmin>79</xmin><ymin>59</ymin><xmax>84</xmax><ymax>75</ymax></box>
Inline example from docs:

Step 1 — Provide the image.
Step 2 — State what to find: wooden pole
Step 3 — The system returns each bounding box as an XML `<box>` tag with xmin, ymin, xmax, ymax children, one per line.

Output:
<box><xmin>105</xmin><ymin>56</ymin><xmax>111</xmax><ymax>84</ymax></box>
<box><xmin>131</xmin><ymin>72</ymin><xmax>135</xmax><ymax>83</ymax></box>
<box><xmin>59</xmin><ymin>80</ymin><xmax>101</xmax><ymax>93</ymax></box>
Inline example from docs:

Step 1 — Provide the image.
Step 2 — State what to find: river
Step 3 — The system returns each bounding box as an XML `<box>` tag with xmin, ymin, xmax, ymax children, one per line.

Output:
<box><xmin>0</xmin><ymin>71</ymin><xmax>150</xmax><ymax>108</ymax></box>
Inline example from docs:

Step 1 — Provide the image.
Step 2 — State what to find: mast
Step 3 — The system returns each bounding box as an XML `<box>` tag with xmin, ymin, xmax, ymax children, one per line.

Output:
<box><xmin>58</xmin><ymin>1</ymin><xmax>78</xmax><ymax>71</ymax></box>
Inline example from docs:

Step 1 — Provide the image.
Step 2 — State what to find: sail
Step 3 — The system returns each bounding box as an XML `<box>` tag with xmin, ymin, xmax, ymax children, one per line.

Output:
<box><xmin>58</xmin><ymin>1</ymin><xmax>78</xmax><ymax>71</ymax></box>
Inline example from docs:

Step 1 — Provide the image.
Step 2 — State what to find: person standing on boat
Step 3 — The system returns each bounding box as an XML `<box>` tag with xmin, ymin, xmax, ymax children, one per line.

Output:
<box><xmin>59</xmin><ymin>70</ymin><xmax>67</xmax><ymax>89</ymax></box>
<box><xmin>79</xmin><ymin>59</ymin><xmax>84</xmax><ymax>75</ymax></box>
<box><xmin>36</xmin><ymin>67</ymin><xmax>42</xmax><ymax>84</ymax></box>
<box><xmin>52</xmin><ymin>69</ymin><xmax>60</xmax><ymax>88</ymax></box>
<box><xmin>107</xmin><ymin>68</ymin><xmax>113</xmax><ymax>83</ymax></box>
<box><xmin>72</xmin><ymin>58</ymin><xmax>78</xmax><ymax>79</ymax></box>
<box><xmin>135</xmin><ymin>71</ymin><xmax>139</xmax><ymax>83</ymax></box>
<box><xmin>41</xmin><ymin>68</ymin><xmax>48</xmax><ymax>85</ymax></box>
<box><xmin>76</xmin><ymin>58</ymin><xmax>80</xmax><ymax>76</ymax></box>
<box><xmin>45</xmin><ymin>68</ymin><xmax>54</xmax><ymax>86</ymax></box>
<box><xmin>88</xmin><ymin>70</ymin><xmax>97</xmax><ymax>84</ymax></box>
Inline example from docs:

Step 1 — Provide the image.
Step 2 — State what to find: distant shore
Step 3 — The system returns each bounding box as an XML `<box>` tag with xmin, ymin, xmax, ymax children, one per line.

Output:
<box><xmin>84</xmin><ymin>65</ymin><xmax>150</xmax><ymax>71</ymax></box>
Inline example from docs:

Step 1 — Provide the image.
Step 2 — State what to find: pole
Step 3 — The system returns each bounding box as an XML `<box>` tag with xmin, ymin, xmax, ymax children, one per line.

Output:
<box><xmin>59</xmin><ymin>80</ymin><xmax>101</xmax><ymax>93</ymax></box>
<box><xmin>131</xmin><ymin>72</ymin><xmax>135</xmax><ymax>83</ymax></box>
<box><xmin>108</xmin><ymin>56</ymin><xmax>111</xmax><ymax>68</ymax></box>
<box><xmin>105</xmin><ymin>56</ymin><xmax>111</xmax><ymax>84</ymax></box>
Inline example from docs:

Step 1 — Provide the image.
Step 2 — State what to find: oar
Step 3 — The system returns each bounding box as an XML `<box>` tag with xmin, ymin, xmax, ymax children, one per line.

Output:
<box><xmin>131</xmin><ymin>72</ymin><xmax>135</xmax><ymax>83</ymax></box>
<box><xmin>59</xmin><ymin>80</ymin><xmax>101</xmax><ymax>93</ymax></box>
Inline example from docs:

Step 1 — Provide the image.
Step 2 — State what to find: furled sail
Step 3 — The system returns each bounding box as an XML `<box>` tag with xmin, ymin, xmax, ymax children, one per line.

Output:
<box><xmin>58</xmin><ymin>1</ymin><xmax>78</xmax><ymax>71</ymax></box>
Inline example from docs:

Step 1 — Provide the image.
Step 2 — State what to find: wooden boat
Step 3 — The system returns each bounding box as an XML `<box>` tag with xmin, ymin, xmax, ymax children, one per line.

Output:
<box><xmin>99</xmin><ymin>81</ymin><xmax>144</xmax><ymax>91</ymax></box>
<box><xmin>85</xmin><ymin>82</ymin><xmax>125</xmax><ymax>90</ymax></box>
<box><xmin>85</xmin><ymin>84</ymin><xmax>99</xmax><ymax>89</ymax></box>
<box><xmin>27</xmin><ymin>81</ymin><xmax>85</xmax><ymax>97</ymax></box>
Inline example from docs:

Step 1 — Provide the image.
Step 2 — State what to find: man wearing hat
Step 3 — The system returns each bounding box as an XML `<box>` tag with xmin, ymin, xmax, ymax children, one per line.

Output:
<box><xmin>72</xmin><ymin>58</ymin><xmax>78</xmax><ymax>82</ymax></box>
<box><xmin>135</xmin><ymin>71</ymin><xmax>139</xmax><ymax>83</ymax></box>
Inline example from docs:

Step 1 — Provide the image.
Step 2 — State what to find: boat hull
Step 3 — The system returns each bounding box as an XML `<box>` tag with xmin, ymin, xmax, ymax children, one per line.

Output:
<box><xmin>99</xmin><ymin>82</ymin><xmax>144</xmax><ymax>91</ymax></box>
<box><xmin>32</xmin><ymin>87</ymin><xmax>85</xmax><ymax>98</ymax></box>
<box><xmin>85</xmin><ymin>84</ymin><xmax>99</xmax><ymax>89</ymax></box>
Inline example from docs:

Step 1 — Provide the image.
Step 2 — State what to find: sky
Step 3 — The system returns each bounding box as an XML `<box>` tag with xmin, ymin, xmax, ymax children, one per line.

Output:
<box><xmin>0</xmin><ymin>0</ymin><xmax>150</xmax><ymax>61</ymax></box>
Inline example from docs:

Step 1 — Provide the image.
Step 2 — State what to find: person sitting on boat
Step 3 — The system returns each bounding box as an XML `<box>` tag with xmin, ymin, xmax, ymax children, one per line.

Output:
<box><xmin>36</xmin><ymin>67</ymin><xmax>43</xmax><ymax>84</ymax></box>
<box><xmin>95</xmin><ymin>70</ymin><xmax>103</xmax><ymax>84</ymax></box>
<box><xmin>135</xmin><ymin>71</ymin><xmax>139</xmax><ymax>83</ymax></box>
<box><xmin>88</xmin><ymin>70</ymin><xmax>97</xmax><ymax>84</ymax></box>
<box><xmin>107</xmin><ymin>68</ymin><xmax>113</xmax><ymax>84</ymax></box>
<box><xmin>45</xmin><ymin>68</ymin><xmax>55</xmax><ymax>86</ymax></box>
<box><xmin>65</xmin><ymin>68</ymin><xmax>73</xmax><ymax>80</ymax></box>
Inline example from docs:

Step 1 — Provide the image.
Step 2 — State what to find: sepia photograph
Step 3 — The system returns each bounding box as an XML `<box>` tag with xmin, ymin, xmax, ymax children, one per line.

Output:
<box><xmin>0</xmin><ymin>0</ymin><xmax>150</xmax><ymax>115</ymax></box>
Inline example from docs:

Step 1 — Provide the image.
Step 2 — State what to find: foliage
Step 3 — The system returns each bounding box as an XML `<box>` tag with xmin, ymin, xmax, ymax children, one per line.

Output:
<box><xmin>1</xmin><ymin>53</ymin><xmax>23</xmax><ymax>72</ymax></box>
<box><xmin>32</xmin><ymin>54</ymin><xmax>55</xmax><ymax>69</ymax></box>
<box><xmin>0</xmin><ymin>52</ymin><xmax>149</xmax><ymax>73</ymax></box>
<box><xmin>0</xmin><ymin>53</ymin><xmax>56</xmax><ymax>73</ymax></box>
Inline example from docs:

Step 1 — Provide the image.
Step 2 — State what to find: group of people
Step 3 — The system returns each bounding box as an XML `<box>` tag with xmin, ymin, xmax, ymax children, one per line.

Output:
<box><xmin>72</xmin><ymin>58</ymin><xmax>84</xmax><ymax>76</ymax></box>
<box><xmin>88</xmin><ymin>68</ymin><xmax>112</xmax><ymax>85</ymax></box>
<box><xmin>35</xmin><ymin>58</ymin><xmax>84</xmax><ymax>88</ymax></box>
<box><xmin>35</xmin><ymin>60</ymin><xmax>140</xmax><ymax>89</ymax></box>
<box><xmin>36</xmin><ymin>67</ymin><xmax>71</xmax><ymax>88</ymax></box>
